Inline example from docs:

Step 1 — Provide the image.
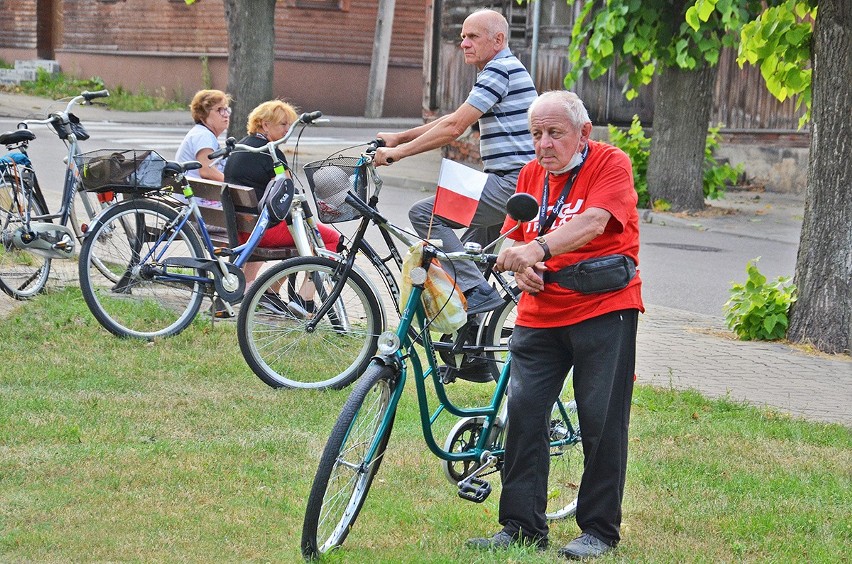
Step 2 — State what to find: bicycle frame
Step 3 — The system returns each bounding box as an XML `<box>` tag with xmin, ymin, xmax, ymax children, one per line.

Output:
<box><xmin>17</xmin><ymin>90</ymin><xmax>111</xmax><ymax>234</ymax></box>
<box><xmin>365</xmin><ymin>246</ymin><xmax>580</xmax><ymax>468</ymax></box>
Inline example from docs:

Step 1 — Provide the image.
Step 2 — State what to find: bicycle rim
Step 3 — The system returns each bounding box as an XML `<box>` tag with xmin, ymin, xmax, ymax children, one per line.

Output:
<box><xmin>302</xmin><ymin>363</ymin><xmax>397</xmax><ymax>559</ymax></box>
<box><xmin>0</xmin><ymin>178</ymin><xmax>51</xmax><ymax>299</ymax></box>
<box><xmin>546</xmin><ymin>371</ymin><xmax>583</xmax><ymax>520</ymax></box>
<box><xmin>78</xmin><ymin>200</ymin><xmax>206</xmax><ymax>339</ymax></box>
<box><xmin>238</xmin><ymin>256</ymin><xmax>381</xmax><ymax>390</ymax></box>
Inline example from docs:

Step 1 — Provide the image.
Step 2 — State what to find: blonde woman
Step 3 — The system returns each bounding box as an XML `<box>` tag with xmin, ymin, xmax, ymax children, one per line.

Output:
<box><xmin>224</xmin><ymin>100</ymin><xmax>340</xmax><ymax>314</ymax></box>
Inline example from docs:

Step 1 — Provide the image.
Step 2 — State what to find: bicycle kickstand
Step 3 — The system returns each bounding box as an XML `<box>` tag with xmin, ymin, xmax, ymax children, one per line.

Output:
<box><xmin>457</xmin><ymin>453</ymin><xmax>498</xmax><ymax>503</ymax></box>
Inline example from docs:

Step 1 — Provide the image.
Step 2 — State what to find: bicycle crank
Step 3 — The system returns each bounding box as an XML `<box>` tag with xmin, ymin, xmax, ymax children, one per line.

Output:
<box><xmin>11</xmin><ymin>221</ymin><xmax>75</xmax><ymax>259</ymax></box>
<box><xmin>162</xmin><ymin>257</ymin><xmax>245</xmax><ymax>303</ymax></box>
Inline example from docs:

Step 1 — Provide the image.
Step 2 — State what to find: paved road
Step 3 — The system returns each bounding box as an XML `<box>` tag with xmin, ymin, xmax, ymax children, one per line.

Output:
<box><xmin>1</xmin><ymin>97</ymin><xmax>849</xmax><ymax>427</ymax></box>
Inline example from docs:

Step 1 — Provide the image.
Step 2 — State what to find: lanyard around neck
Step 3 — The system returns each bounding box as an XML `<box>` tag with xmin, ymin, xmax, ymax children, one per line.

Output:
<box><xmin>538</xmin><ymin>145</ymin><xmax>590</xmax><ymax>236</ymax></box>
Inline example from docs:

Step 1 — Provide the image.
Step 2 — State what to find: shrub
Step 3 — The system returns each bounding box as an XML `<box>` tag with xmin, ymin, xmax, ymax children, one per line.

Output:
<box><xmin>607</xmin><ymin>116</ymin><xmax>745</xmax><ymax>207</ymax></box>
<box><xmin>724</xmin><ymin>258</ymin><xmax>797</xmax><ymax>341</ymax></box>
<box><xmin>704</xmin><ymin>125</ymin><xmax>744</xmax><ymax>200</ymax></box>
<box><xmin>608</xmin><ymin>115</ymin><xmax>651</xmax><ymax>208</ymax></box>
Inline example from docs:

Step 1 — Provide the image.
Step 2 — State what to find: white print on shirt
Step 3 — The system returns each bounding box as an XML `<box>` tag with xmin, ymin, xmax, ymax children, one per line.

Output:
<box><xmin>523</xmin><ymin>198</ymin><xmax>585</xmax><ymax>235</ymax></box>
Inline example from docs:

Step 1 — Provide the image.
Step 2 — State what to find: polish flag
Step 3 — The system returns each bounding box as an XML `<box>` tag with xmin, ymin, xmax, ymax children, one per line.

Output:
<box><xmin>432</xmin><ymin>159</ymin><xmax>488</xmax><ymax>227</ymax></box>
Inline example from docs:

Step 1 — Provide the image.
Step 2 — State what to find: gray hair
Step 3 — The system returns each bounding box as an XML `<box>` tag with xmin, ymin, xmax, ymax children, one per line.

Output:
<box><xmin>528</xmin><ymin>91</ymin><xmax>591</xmax><ymax>130</ymax></box>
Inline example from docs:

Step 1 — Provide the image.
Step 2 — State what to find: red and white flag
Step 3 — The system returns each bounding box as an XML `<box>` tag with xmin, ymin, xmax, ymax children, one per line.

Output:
<box><xmin>432</xmin><ymin>159</ymin><xmax>489</xmax><ymax>227</ymax></box>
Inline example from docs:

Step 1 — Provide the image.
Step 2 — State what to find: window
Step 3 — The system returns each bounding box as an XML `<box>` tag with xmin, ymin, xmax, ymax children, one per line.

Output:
<box><xmin>284</xmin><ymin>0</ymin><xmax>350</xmax><ymax>11</ymax></box>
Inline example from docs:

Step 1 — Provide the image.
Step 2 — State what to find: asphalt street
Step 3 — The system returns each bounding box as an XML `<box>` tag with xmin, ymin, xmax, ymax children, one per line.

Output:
<box><xmin>1</xmin><ymin>96</ymin><xmax>849</xmax><ymax>426</ymax></box>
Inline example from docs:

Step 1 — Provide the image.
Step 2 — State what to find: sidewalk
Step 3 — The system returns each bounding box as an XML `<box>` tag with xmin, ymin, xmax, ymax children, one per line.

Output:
<box><xmin>1</xmin><ymin>92</ymin><xmax>849</xmax><ymax>427</ymax></box>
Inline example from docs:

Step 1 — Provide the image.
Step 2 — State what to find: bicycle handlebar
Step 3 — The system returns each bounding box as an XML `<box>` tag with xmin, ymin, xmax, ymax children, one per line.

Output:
<box><xmin>17</xmin><ymin>89</ymin><xmax>111</xmax><ymax>132</ymax></box>
<box><xmin>208</xmin><ymin>110</ymin><xmax>324</xmax><ymax>160</ymax></box>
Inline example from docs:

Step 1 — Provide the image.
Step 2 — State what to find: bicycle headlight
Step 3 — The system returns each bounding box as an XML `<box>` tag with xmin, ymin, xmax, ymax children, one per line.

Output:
<box><xmin>377</xmin><ymin>331</ymin><xmax>401</xmax><ymax>354</ymax></box>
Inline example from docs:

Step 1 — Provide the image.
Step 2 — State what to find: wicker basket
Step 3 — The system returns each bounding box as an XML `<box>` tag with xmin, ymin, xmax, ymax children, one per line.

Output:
<box><xmin>303</xmin><ymin>156</ymin><xmax>368</xmax><ymax>223</ymax></box>
<box><xmin>74</xmin><ymin>149</ymin><xmax>167</xmax><ymax>193</ymax></box>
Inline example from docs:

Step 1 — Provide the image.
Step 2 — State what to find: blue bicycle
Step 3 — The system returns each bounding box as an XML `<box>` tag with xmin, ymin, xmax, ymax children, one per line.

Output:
<box><xmin>75</xmin><ymin>111</ymin><xmax>378</xmax><ymax>343</ymax></box>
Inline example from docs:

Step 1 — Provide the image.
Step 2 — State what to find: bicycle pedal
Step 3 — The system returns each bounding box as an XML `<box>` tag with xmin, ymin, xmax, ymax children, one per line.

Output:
<box><xmin>213</xmin><ymin>247</ymin><xmax>233</xmax><ymax>257</ymax></box>
<box><xmin>457</xmin><ymin>476</ymin><xmax>491</xmax><ymax>503</ymax></box>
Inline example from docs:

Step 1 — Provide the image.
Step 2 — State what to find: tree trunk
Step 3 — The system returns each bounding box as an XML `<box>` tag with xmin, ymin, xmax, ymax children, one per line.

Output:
<box><xmin>224</xmin><ymin>0</ymin><xmax>276</xmax><ymax>139</ymax></box>
<box><xmin>646</xmin><ymin>63</ymin><xmax>717</xmax><ymax>212</ymax></box>
<box><xmin>787</xmin><ymin>0</ymin><xmax>852</xmax><ymax>355</ymax></box>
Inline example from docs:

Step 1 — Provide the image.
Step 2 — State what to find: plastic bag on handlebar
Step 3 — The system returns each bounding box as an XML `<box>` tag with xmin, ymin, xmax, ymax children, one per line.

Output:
<box><xmin>400</xmin><ymin>242</ymin><xmax>468</xmax><ymax>335</ymax></box>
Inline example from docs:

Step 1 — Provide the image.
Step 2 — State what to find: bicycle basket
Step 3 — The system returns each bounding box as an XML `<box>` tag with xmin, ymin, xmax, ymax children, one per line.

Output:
<box><xmin>303</xmin><ymin>156</ymin><xmax>368</xmax><ymax>223</ymax></box>
<box><xmin>74</xmin><ymin>149</ymin><xmax>167</xmax><ymax>193</ymax></box>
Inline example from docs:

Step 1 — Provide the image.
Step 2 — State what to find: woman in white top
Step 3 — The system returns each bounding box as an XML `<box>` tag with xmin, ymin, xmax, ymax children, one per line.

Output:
<box><xmin>175</xmin><ymin>89</ymin><xmax>232</xmax><ymax>182</ymax></box>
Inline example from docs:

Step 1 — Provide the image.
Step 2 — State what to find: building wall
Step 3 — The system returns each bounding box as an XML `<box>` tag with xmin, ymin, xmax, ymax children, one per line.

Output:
<box><xmin>1</xmin><ymin>0</ymin><xmax>426</xmax><ymax>116</ymax></box>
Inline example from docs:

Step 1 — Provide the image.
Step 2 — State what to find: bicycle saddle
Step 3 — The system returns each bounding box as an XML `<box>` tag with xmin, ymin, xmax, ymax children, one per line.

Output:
<box><xmin>0</xmin><ymin>129</ymin><xmax>36</xmax><ymax>146</ymax></box>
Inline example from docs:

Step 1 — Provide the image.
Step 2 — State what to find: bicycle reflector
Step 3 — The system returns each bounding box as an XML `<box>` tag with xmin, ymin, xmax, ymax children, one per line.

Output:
<box><xmin>377</xmin><ymin>331</ymin><xmax>401</xmax><ymax>354</ymax></box>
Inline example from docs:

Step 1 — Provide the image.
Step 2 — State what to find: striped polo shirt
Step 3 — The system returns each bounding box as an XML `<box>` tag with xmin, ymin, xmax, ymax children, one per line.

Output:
<box><xmin>465</xmin><ymin>48</ymin><xmax>538</xmax><ymax>174</ymax></box>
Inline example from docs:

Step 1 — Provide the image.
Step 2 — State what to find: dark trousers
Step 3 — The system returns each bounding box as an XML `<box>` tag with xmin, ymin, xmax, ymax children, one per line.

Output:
<box><xmin>499</xmin><ymin>309</ymin><xmax>638</xmax><ymax>545</ymax></box>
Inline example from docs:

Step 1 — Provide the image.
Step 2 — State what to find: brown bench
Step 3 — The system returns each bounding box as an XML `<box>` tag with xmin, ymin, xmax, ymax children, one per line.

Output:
<box><xmin>186</xmin><ymin>177</ymin><xmax>299</xmax><ymax>262</ymax></box>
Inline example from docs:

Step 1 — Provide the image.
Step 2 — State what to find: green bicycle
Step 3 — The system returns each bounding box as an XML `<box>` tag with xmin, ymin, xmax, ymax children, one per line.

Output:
<box><xmin>301</xmin><ymin>193</ymin><xmax>584</xmax><ymax>559</ymax></box>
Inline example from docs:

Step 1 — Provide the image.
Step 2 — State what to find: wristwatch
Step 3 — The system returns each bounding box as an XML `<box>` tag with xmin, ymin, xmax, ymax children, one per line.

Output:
<box><xmin>534</xmin><ymin>236</ymin><xmax>552</xmax><ymax>261</ymax></box>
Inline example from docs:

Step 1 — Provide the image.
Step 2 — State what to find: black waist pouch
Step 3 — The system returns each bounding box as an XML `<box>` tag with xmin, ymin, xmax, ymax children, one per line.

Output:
<box><xmin>543</xmin><ymin>254</ymin><xmax>636</xmax><ymax>294</ymax></box>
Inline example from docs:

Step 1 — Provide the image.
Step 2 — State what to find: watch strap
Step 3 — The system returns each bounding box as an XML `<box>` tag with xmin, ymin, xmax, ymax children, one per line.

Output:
<box><xmin>534</xmin><ymin>236</ymin><xmax>552</xmax><ymax>261</ymax></box>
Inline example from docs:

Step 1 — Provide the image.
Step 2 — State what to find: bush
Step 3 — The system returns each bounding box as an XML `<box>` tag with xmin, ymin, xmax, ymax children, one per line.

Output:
<box><xmin>724</xmin><ymin>258</ymin><xmax>797</xmax><ymax>341</ymax></box>
<box><xmin>607</xmin><ymin>115</ymin><xmax>745</xmax><ymax>207</ymax></box>
<box><xmin>608</xmin><ymin>115</ymin><xmax>651</xmax><ymax>207</ymax></box>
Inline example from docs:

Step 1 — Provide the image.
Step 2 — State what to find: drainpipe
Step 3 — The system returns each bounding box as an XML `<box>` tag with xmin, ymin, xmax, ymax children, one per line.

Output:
<box><xmin>530</xmin><ymin>0</ymin><xmax>541</xmax><ymax>85</ymax></box>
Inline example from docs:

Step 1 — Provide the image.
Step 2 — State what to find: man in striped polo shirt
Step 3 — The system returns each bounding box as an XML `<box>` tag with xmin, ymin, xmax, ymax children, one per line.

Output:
<box><xmin>375</xmin><ymin>8</ymin><xmax>537</xmax><ymax>318</ymax></box>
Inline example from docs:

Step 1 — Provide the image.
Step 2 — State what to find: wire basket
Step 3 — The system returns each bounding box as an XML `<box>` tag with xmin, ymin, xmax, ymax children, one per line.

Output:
<box><xmin>303</xmin><ymin>156</ymin><xmax>368</xmax><ymax>223</ymax></box>
<box><xmin>74</xmin><ymin>149</ymin><xmax>167</xmax><ymax>193</ymax></box>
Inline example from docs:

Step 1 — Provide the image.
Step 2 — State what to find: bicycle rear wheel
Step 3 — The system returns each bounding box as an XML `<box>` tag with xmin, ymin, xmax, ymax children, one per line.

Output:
<box><xmin>480</xmin><ymin>284</ymin><xmax>519</xmax><ymax>379</ymax></box>
<box><xmin>301</xmin><ymin>362</ymin><xmax>397</xmax><ymax>559</ymax></box>
<box><xmin>0</xmin><ymin>174</ymin><xmax>51</xmax><ymax>299</ymax></box>
<box><xmin>237</xmin><ymin>256</ymin><xmax>382</xmax><ymax>390</ymax></box>
<box><xmin>78</xmin><ymin>199</ymin><xmax>206</xmax><ymax>339</ymax></box>
<box><xmin>546</xmin><ymin>372</ymin><xmax>583</xmax><ymax>520</ymax></box>
<box><xmin>72</xmin><ymin>188</ymin><xmax>125</xmax><ymax>283</ymax></box>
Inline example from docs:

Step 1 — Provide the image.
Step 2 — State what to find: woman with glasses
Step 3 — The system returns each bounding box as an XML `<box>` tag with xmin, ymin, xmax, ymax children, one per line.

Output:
<box><xmin>175</xmin><ymin>89</ymin><xmax>232</xmax><ymax>182</ymax></box>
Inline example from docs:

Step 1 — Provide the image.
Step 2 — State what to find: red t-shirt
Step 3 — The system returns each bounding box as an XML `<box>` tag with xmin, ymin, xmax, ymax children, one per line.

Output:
<box><xmin>501</xmin><ymin>140</ymin><xmax>644</xmax><ymax>328</ymax></box>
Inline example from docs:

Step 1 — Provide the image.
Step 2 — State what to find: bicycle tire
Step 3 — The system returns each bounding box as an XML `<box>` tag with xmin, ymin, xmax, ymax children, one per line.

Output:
<box><xmin>0</xmin><ymin>174</ymin><xmax>51</xmax><ymax>299</ymax></box>
<box><xmin>439</xmin><ymin>373</ymin><xmax>583</xmax><ymax>520</ymax></box>
<box><xmin>238</xmin><ymin>256</ymin><xmax>382</xmax><ymax>390</ymax></box>
<box><xmin>78</xmin><ymin>199</ymin><xmax>207</xmax><ymax>339</ymax></box>
<box><xmin>481</xmin><ymin>284</ymin><xmax>520</xmax><ymax>379</ymax></box>
<box><xmin>301</xmin><ymin>362</ymin><xmax>397</xmax><ymax>559</ymax></box>
<box><xmin>545</xmin><ymin>373</ymin><xmax>583</xmax><ymax>520</ymax></box>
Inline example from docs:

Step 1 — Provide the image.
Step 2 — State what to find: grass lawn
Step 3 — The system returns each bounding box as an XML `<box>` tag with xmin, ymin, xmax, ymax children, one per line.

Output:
<box><xmin>1</xmin><ymin>288</ymin><xmax>850</xmax><ymax>562</ymax></box>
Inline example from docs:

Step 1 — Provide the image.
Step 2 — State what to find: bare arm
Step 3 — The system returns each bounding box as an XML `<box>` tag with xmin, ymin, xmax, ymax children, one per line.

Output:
<box><xmin>374</xmin><ymin>103</ymin><xmax>483</xmax><ymax>166</ymax></box>
<box><xmin>496</xmin><ymin>207</ymin><xmax>612</xmax><ymax>275</ymax></box>
<box><xmin>195</xmin><ymin>147</ymin><xmax>224</xmax><ymax>182</ymax></box>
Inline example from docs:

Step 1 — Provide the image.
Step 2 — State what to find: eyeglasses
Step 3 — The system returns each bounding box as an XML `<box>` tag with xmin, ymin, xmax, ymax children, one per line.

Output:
<box><xmin>216</xmin><ymin>107</ymin><xmax>232</xmax><ymax>117</ymax></box>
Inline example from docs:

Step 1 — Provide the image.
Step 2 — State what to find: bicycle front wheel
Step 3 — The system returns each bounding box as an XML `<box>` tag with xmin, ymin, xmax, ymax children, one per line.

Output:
<box><xmin>238</xmin><ymin>256</ymin><xmax>382</xmax><ymax>390</ymax></box>
<box><xmin>546</xmin><ymin>372</ymin><xmax>583</xmax><ymax>520</ymax></box>
<box><xmin>78</xmin><ymin>199</ymin><xmax>207</xmax><ymax>339</ymax></box>
<box><xmin>301</xmin><ymin>362</ymin><xmax>397</xmax><ymax>559</ymax></box>
<box><xmin>0</xmin><ymin>176</ymin><xmax>51</xmax><ymax>299</ymax></box>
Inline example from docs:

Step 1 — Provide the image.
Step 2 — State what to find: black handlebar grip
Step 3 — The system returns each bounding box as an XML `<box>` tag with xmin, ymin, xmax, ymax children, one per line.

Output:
<box><xmin>301</xmin><ymin>111</ymin><xmax>323</xmax><ymax>124</ymax></box>
<box><xmin>208</xmin><ymin>137</ymin><xmax>235</xmax><ymax>159</ymax></box>
<box><xmin>82</xmin><ymin>90</ymin><xmax>110</xmax><ymax>101</ymax></box>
